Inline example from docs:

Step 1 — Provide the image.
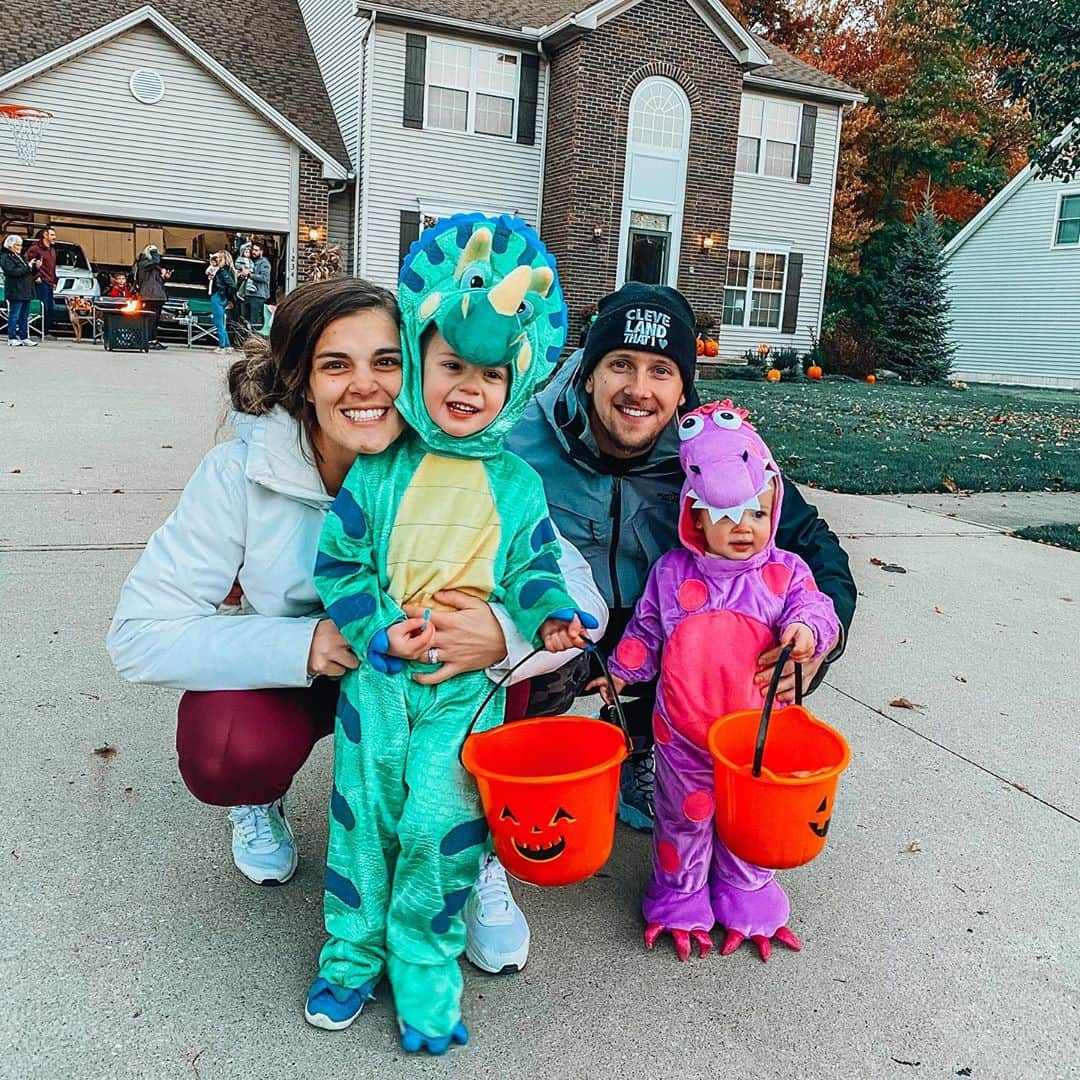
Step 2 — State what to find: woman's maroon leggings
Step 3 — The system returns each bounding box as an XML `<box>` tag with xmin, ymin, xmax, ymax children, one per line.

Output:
<box><xmin>176</xmin><ymin>677</ymin><xmax>533</xmax><ymax>806</ymax></box>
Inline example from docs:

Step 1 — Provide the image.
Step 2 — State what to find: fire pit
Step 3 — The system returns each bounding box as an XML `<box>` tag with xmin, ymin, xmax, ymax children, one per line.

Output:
<box><xmin>97</xmin><ymin>297</ymin><xmax>156</xmax><ymax>352</ymax></box>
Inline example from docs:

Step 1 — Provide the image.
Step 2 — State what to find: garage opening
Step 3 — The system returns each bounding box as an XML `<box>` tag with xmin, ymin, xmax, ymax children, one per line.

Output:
<box><xmin>1</xmin><ymin>205</ymin><xmax>290</xmax><ymax>341</ymax></box>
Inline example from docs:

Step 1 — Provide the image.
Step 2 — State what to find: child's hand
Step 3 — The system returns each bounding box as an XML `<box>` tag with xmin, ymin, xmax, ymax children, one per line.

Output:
<box><xmin>585</xmin><ymin>673</ymin><xmax>626</xmax><ymax>705</ymax></box>
<box><xmin>540</xmin><ymin>615</ymin><xmax>591</xmax><ymax>653</ymax></box>
<box><xmin>779</xmin><ymin>622</ymin><xmax>816</xmax><ymax>663</ymax></box>
<box><xmin>386</xmin><ymin>616</ymin><xmax>435</xmax><ymax>660</ymax></box>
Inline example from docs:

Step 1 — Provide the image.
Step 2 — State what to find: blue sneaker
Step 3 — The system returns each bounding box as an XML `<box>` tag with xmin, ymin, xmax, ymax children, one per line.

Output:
<box><xmin>304</xmin><ymin>977</ymin><xmax>377</xmax><ymax>1031</ymax></box>
<box><xmin>618</xmin><ymin>742</ymin><xmax>654</xmax><ymax>832</ymax></box>
<box><xmin>399</xmin><ymin>1018</ymin><xmax>469</xmax><ymax>1054</ymax></box>
<box><xmin>464</xmin><ymin>853</ymin><xmax>530</xmax><ymax>973</ymax></box>
<box><xmin>228</xmin><ymin>797</ymin><xmax>297</xmax><ymax>885</ymax></box>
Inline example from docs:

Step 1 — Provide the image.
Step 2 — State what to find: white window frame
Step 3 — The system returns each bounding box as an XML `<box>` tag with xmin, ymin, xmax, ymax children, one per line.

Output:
<box><xmin>423</xmin><ymin>38</ymin><xmax>520</xmax><ymax>140</ymax></box>
<box><xmin>736</xmin><ymin>94</ymin><xmax>803</xmax><ymax>181</ymax></box>
<box><xmin>1050</xmin><ymin>189</ymin><xmax>1080</xmax><ymax>249</ymax></box>
<box><xmin>722</xmin><ymin>244</ymin><xmax>791</xmax><ymax>330</ymax></box>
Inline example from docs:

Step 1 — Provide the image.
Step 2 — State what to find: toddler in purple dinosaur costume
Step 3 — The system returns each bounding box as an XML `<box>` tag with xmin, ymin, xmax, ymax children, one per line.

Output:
<box><xmin>593</xmin><ymin>399</ymin><xmax>840</xmax><ymax>962</ymax></box>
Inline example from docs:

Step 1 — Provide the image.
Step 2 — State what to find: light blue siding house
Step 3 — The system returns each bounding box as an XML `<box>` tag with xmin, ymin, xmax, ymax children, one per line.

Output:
<box><xmin>944</xmin><ymin>138</ymin><xmax>1080</xmax><ymax>389</ymax></box>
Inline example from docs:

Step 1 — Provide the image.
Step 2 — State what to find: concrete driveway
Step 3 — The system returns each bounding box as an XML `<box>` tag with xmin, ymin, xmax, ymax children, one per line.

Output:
<box><xmin>1</xmin><ymin>343</ymin><xmax>1077</xmax><ymax>1079</ymax></box>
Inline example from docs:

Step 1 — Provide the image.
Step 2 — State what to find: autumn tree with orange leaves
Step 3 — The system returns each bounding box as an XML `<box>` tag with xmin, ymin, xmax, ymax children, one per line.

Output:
<box><xmin>732</xmin><ymin>0</ymin><xmax>1035</xmax><ymax>338</ymax></box>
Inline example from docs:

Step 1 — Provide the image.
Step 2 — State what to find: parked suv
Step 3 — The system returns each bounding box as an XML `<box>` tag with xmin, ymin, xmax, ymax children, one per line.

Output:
<box><xmin>53</xmin><ymin>242</ymin><xmax>101</xmax><ymax>309</ymax></box>
<box><xmin>157</xmin><ymin>255</ymin><xmax>209</xmax><ymax>328</ymax></box>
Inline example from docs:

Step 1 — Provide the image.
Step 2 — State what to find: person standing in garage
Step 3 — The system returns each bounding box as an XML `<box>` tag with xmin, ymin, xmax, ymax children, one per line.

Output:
<box><xmin>244</xmin><ymin>242</ymin><xmax>272</xmax><ymax>330</ymax></box>
<box><xmin>2</xmin><ymin>234</ymin><xmax>38</xmax><ymax>347</ymax></box>
<box><xmin>25</xmin><ymin>225</ymin><xmax>57</xmax><ymax>338</ymax></box>
<box><xmin>207</xmin><ymin>250</ymin><xmax>238</xmax><ymax>353</ymax></box>
<box><xmin>135</xmin><ymin>244</ymin><xmax>170</xmax><ymax>351</ymax></box>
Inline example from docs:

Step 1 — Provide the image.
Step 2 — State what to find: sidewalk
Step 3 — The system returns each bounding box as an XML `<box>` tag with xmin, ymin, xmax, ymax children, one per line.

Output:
<box><xmin>2</xmin><ymin>343</ymin><xmax>1077</xmax><ymax>1079</ymax></box>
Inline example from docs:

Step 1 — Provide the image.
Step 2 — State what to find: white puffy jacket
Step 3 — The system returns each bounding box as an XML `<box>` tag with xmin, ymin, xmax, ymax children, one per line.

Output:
<box><xmin>106</xmin><ymin>407</ymin><xmax>607</xmax><ymax>691</ymax></box>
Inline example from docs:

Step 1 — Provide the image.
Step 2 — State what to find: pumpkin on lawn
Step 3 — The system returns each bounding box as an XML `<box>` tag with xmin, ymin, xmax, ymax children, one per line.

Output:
<box><xmin>765</xmin><ymin>368</ymin><xmax>782</xmax><ymax>382</ymax></box>
<box><xmin>866</xmin><ymin>373</ymin><xmax>877</xmax><ymax>384</ymax></box>
<box><xmin>807</xmin><ymin>365</ymin><xmax>823</xmax><ymax>380</ymax></box>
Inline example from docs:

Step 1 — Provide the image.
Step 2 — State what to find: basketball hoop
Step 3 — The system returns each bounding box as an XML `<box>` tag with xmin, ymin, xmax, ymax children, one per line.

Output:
<box><xmin>0</xmin><ymin>105</ymin><xmax>53</xmax><ymax>167</ymax></box>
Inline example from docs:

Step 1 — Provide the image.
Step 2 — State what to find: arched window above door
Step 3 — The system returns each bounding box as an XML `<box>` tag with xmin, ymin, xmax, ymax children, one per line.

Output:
<box><xmin>629</xmin><ymin>78</ymin><xmax>689</xmax><ymax>151</ymax></box>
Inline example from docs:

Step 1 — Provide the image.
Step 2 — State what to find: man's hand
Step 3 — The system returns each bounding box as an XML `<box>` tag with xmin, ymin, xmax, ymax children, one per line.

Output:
<box><xmin>386</xmin><ymin>616</ymin><xmax>435</xmax><ymax>661</ymax></box>
<box><xmin>403</xmin><ymin>591</ymin><xmax>507</xmax><ymax>686</ymax></box>
<box><xmin>306</xmin><ymin>619</ymin><xmax>359</xmax><ymax>678</ymax></box>
<box><xmin>755</xmin><ymin>632</ymin><xmax>837</xmax><ymax>704</ymax></box>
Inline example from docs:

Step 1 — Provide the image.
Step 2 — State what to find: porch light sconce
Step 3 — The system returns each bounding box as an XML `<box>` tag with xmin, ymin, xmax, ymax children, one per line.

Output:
<box><xmin>307</xmin><ymin>226</ymin><xmax>322</xmax><ymax>245</ymax></box>
<box><xmin>701</xmin><ymin>236</ymin><xmax>716</xmax><ymax>252</ymax></box>
<box><xmin>592</xmin><ymin>225</ymin><xmax>603</xmax><ymax>243</ymax></box>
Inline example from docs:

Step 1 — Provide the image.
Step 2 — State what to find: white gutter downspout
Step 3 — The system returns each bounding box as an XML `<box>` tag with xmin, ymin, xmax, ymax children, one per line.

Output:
<box><xmin>355</xmin><ymin>8</ymin><xmax>377</xmax><ymax>277</ymax></box>
<box><xmin>816</xmin><ymin>102</ymin><xmax>845</xmax><ymax>341</ymax></box>
<box><xmin>535</xmin><ymin>40</ymin><xmax>551</xmax><ymax>229</ymax></box>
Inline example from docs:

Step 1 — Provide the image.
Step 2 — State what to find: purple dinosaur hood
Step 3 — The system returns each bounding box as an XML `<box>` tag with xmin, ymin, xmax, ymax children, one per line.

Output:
<box><xmin>675</xmin><ymin>400</ymin><xmax>783</xmax><ymax>569</ymax></box>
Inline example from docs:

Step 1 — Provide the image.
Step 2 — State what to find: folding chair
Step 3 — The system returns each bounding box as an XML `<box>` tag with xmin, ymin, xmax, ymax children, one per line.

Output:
<box><xmin>26</xmin><ymin>298</ymin><xmax>46</xmax><ymax>342</ymax></box>
<box><xmin>186</xmin><ymin>298</ymin><xmax>219</xmax><ymax>348</ymax></box>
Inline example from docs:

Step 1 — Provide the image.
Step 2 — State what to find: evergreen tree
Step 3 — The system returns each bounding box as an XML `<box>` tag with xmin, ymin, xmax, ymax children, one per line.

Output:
<box><xmin>877</xmin><ymin>206</ymin><xmax>956</xmax><ymax>382</ymax></box>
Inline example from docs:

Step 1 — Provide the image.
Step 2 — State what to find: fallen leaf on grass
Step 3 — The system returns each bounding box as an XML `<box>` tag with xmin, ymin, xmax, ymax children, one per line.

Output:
<box><xmin>889</xmin><ymin>697</ymin><xmax>924</xmax><ymax>710</ymax></box>
<box><xmin>92</xmin><ymin>744</ymin><xmax>117</xmax><ymax>759</ymax></box>
<box><xmin>942</xmin><ymin>476</ymin><xmax>959</xmax><ymax>493</ymax></box>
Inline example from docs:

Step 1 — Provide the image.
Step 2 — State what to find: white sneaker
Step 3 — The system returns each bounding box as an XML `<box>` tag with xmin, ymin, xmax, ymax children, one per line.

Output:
<box><xmin>464</xmin><ymin>853</ymin><xmax>530</xmax><ymax>973</ymax></box>
<box><xmin>228</xmin><ymin>797</ymin><xmax>297</xmax><ymax>885</ymax></box>
<box><xmin>21</xmin><ymin>339</ymin><xmax>38</xmax><ymax>347</ymax></box>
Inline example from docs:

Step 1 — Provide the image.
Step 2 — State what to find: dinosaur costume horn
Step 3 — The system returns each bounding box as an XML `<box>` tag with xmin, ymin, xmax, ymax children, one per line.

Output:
<box><xmin>488</xmin><ymin>265</ymin><xmax>532</xmax><ymax>317</ymax></box>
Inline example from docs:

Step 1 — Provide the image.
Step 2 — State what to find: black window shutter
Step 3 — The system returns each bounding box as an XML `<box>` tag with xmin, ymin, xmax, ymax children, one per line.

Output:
<box><xmin>781</xmin><ymin>253</ymin><xmax>803</xmax><ymax>334</ymax></box>
<box><xmin>796</xmin><ymin>104</ymin><xmax>817</xmax><ymax>184</ymax></box>
<box><xmin>517</xmin><ymin>52</ymin><xmax>539</xmax><ymax>146</ymax></box>
<box><xmin>403</xmin><ymin>34</ymin><xmax>426</xmax><ymax>129</ymax></box>
<box><xmin>399</xmin><ymin>210</ymin><xmax>420</xmax><ymax>265</ymax></box>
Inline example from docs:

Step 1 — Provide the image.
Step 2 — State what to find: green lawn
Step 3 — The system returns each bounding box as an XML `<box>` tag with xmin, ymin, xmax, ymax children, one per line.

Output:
<box><xmin>695</xmin><ymin>378</ymin><xmax>1080</xmax><ymax>494</ymax></box>
<box><xmin>1012</xmin><ymin>524</ymin><xmax>1080</xmax><ymax>552</ymax></box>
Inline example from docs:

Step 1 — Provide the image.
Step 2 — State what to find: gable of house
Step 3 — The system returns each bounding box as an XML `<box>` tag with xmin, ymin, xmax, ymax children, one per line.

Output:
<box><xmin>1</xmin><ymin>0</ymin><xmax>349</xmax><ymax>171</ymax></box>
<box><xmin>2</xmin><ymin>23</ymin><xmax>298</xmax><ymax>232</ymax></box>
<box><xmin>945</xmin><ymin>167</ymin><xmax>1080</xmax><ymax>385</ymax></box>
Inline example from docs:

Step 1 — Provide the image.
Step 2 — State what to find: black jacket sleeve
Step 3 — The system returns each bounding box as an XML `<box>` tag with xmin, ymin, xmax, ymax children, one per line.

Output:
<box><xmin>1</xmin><ymin>252</ymin><xmax>31</xmax><ymax>279</ymax></box>
<box><xmin>775</xmin><ymin>482</ymin><xmax>856</xmax><ymax>679</ymax></box>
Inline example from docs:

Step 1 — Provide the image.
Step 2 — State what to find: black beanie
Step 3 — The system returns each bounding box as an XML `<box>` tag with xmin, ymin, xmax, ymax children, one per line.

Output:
<box><xmin>581</xmin><ymin>283</ymin><xmax>698</xmax><ymax>387</ymax></box>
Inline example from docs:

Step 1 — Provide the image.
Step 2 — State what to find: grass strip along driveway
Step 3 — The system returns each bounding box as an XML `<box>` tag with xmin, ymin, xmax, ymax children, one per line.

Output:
<box><xmin>696</xmin><ymin>378</ymin><xmax>1080</xmax><ymax>495</ymax></box>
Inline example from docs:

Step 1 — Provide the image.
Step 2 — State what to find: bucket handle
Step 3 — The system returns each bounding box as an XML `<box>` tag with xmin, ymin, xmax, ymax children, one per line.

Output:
<box><xmin>459</xmin><ymin>640</ymin><xmax>634</xmax><ymax>763</ymax></box>
<box><xmin>751</xmin><ymin>644</ymin><xmax>803</xmax><ymax>779</ymax></box>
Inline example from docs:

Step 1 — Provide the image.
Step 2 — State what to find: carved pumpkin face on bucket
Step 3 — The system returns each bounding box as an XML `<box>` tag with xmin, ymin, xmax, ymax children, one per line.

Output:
<box><xmin>500</xmin><ymin>803</ymin><xmax>575</xmax><ymax>862</ymax></box>
<box><xmin>808</xmin><ymin>795</ymin><xmax>831</xmax><ymax>838</ymax></box>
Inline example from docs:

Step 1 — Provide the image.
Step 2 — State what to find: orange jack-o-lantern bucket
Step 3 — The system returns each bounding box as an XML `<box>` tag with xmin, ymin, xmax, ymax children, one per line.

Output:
<box><xmin>707</xmin><ymin>646</ymin><xmax>850</xmax><ymax>870</ymax></box>
<box><xmin>463</xmin><ymin>715</ymin><xmax>628</xmax><ymax>886</ymax></box>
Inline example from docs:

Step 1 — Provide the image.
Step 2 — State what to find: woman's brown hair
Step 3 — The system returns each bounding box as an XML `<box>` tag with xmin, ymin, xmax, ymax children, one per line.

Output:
<box><xmin>227</xmin><ymin>277</ymin><xmax>400</xmax><ymax>454</ymax></box>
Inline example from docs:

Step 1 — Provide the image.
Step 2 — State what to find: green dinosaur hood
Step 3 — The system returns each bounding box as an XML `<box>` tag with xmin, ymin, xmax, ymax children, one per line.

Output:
<box><xmin>395</xmin><ymin>213</ymin><xmax>568</xmax><ymax>459</ymax></box>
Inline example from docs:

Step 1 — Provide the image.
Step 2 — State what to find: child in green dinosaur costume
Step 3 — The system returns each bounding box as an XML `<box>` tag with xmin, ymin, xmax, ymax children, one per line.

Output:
<box><xmin>305</xmin><ymin>214</ymin><xmax>595</xmax><ymax>1054</ymax></box>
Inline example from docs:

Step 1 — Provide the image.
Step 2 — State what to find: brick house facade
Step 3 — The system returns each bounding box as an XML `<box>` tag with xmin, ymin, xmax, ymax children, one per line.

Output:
<box><xmin>542</xmin><ymin>0</ymin><xmax>745</xmax><ymax>338</ymax></box>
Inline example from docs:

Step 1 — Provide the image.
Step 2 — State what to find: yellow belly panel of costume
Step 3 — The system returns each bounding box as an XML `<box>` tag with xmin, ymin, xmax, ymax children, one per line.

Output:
<box><xmin>386</xmin><ymin>455</ymin><xmax>500</xmax><ymax>609</ymax></box>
